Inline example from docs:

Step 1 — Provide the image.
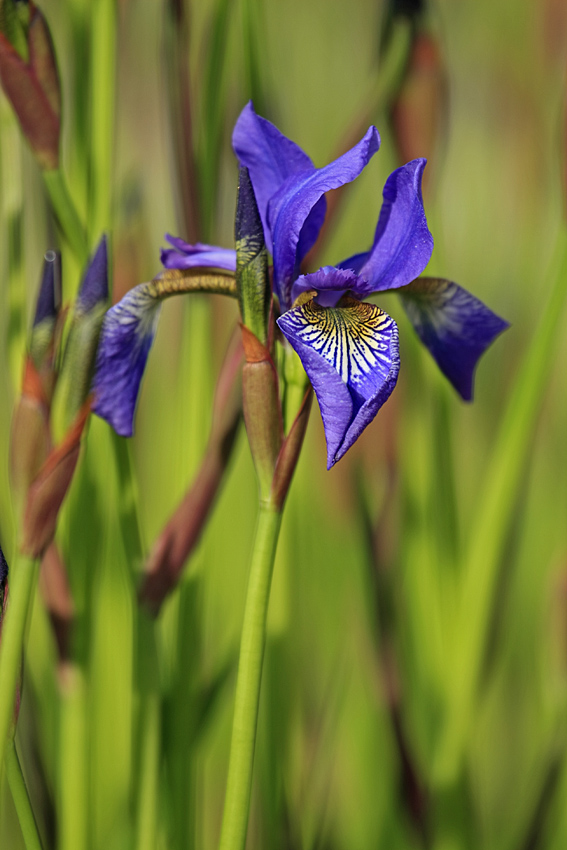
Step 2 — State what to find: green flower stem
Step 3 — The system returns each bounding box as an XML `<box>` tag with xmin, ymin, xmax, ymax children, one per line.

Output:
<box><xmin>135</xmin><ymin>689</ymin><xmax>160</xmax><ymax>850</ymax></box>
<box><xmin>89</xmin><ymin>0</ymin><xmax>116</xmax><ymax>239</ymax></box>
<box><xmin>0</xmin><ymin>553</ymin><xmax>38</xmax><ymax>772</ymax></box>
<box><xmin>134</xmin><ymin>612</ymin><xmax>161</xmax><ymax>850</ymax></box>
<box><xmin>42</xmin><ymin>169</ymin><xmax>89</xmax><ymax>267</ymax></box>
<box><xmin>219</xmin><ymin>504</ymin><xmax>283</xmax><ymax>850</ymax></box>
<box><xmin>59</xmin><ymin>665</ymin><xmax>88</xmax><ymax>850</ymax></box>
<box><xmin>5</xmin><ymin>740</ymin><xmax>43</xmax><ymax>850</ymax></box>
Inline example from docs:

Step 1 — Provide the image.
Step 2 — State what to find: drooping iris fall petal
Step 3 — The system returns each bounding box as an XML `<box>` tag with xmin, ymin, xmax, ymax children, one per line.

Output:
<box><xmin>278</xmin><ymin>292</ymin><xmax>399</xmax><ymax>468</ymax></box>
<box><xmin>93</xmin><ymin>271</ymin><xmax>237</xmax><ymax>436</ymax></box>
<box><xmin>399</xmin><ymin>277</ymin><xmax>509</xmax><ymax>400</ymax></box>
<box><xmin>92</xmin><ymin>283</ymin><xmax>162</xmax><ymax>436</ymax></box>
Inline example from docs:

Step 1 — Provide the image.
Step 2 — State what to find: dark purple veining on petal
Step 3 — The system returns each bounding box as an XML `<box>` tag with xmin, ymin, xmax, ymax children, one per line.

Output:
<box><xmin>278</xmin><ymin>295</ymin><xmax>399</xmax><ymax>467</ymax></box>
<box><xmin>399</xmin><ymin>277</ymin><xmax>509</xmax><ymax>400</ymax></box>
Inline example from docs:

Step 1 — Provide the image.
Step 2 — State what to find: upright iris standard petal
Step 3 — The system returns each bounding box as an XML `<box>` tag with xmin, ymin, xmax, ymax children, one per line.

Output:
<box><xmin>340</xmin><ymin>159</ymin><xmax>433</xmax><ymax>294</ymax></box>
<box><xmin>269</xmin><ymin>126</ymin><xmax>381</xmax><ymax>310</ymax></box>
<box><xmin>399</xmin><ymin>277</ymin><xmax>509</xmax><ymax>400</ymax></box>
<box><xmin>92</xmin><ymin>283</ymin><xmax>162</xmax><ymax>437</ymax></box>
<box><xmin>290</xmin><ymin>266</ymin><xmax>362</xmax><ymax>308</ymax></box>
<box><xmin>161</xmin><ymin>235</ymin><xmax>236</xmax><ymax>272</ymax></box>
<box><xmin>278</xmin><ymin>294</ymin><xmax>399</xmax><ymax>468</ymax></box>
<box><xmin>232</xmin><ymin>101</ymin><xmax>316</xmax><ymax>253</ymax></box>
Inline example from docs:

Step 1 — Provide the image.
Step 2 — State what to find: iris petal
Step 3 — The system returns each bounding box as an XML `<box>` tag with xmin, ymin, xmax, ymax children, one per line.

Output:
<box><xmin>291</xmin><ymin>266</ymin><xmax>363</xmax><ymax>307</ymax></box>
<box><xmin>92</xmin><ymin>283</ymin><xmax>162</xmax><ymax>436</ymax></box>
<box><xmin>161</xmin><ymin>235</ymin><xmax>236</xmax><ymax>272</ymax></box>
<box><xmin>232</xmin><ymin>101</ymin><xmax>316</xmax><ymax>254</ymax></box>
<box><xmin>269</xmin><ymin>126</ymin><xmax>380</xmax><ymax>310</ymax></box>
<box><xmin>399</xmin><ymin>277</ymin><xmax>509</xmax><ymax>400</ymax></box>
<box><xmin>341</xmin><ymin>159</ymin><xmax>433</xmax><ymax>294</ymax></box>
<box><xmin>277</xmin><ymin>296</ymin><xmax>399</xmax><ymax>467</ymax></box>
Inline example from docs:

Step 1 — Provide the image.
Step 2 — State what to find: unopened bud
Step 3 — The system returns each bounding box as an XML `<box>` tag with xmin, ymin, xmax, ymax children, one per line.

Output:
<box><xmin>10</xmin><ymin>250</ymin><xmax>61</xmax><ymax>513</ymax></box>
<box><xmin>0</xmin><ymin>545</ymin><xmax>8</xmax><ymax>624</ymax></box>
<box><xmin>21</xmin><ymin>401</ymin><xmax>90</xmax><ymax>557</ymax></box>
<box><xmin>235</xmin><ymin>167</ymin><xmax>270</xmax><ymax>345</ymax></box>
<box><xmin>54</xmin><ymin>236</ymin><xmax>108</xmax><ymax>437</ymax></box>
<box><xmin>30</xmin><ymin>249</ymin><xmax>61</xmax><ymax>384</ymax></box>
<box><xmin>0</xmin><ymin>1</ymin><xmax>61</xmax><ymax>169</ymax></box>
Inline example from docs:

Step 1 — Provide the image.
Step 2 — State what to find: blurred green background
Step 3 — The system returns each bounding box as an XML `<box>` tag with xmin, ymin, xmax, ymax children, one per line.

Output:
<box><xmin>1</xmin><ymin>0</ymin><xmax>567</xmax><ymax>848</ymax></box>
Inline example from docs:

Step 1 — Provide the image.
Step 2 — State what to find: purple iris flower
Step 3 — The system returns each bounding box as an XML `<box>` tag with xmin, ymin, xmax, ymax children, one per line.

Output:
<box><xmin>93</xmin><ymin>102</ymin><xmax>508</xmax><ymax>467</ymax></box>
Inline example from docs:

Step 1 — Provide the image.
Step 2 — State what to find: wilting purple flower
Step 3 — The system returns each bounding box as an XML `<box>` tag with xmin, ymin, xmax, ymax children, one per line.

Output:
<box><xmin>93</xmin><ymin>103</ymin><xmax>508</xmax><ymax>466</ymax></box>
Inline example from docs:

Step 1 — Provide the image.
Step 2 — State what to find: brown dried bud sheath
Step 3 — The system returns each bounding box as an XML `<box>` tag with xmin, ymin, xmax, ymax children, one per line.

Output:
<box><xmin>21</xmin><ymin>400</ymin><xmax>90</xmax><ymax>558</ymax></box>
<box><xmin>10</xmin><ymin>357</ymin><xmax>52</xmax><ymax>515</ymax></box>
<box><xmin>241</xmin><ymin>325</ymin><xmax>284</xmax><ymax>501</ymax></box>
<box><xmin>271</xmin><ymin>388</ymin><xmax>312</xmax><ymax>511</ymax></box>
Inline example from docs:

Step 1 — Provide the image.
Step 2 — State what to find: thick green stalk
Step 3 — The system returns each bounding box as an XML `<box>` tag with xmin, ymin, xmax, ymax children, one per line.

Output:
<box><xmin>219</xmin><ymin>504</ymin><xmax>283</xmax><ymax>850</ymax></box>
<box><xmin>59</xmin><ymin>665</ymin><xmax>88</xmax><ymax>850</ymax></box>
<box><xmin>42</xmin><ymin>169</ymin><xmax>89</xmax><ymax>267</ymax></box>
<box><xmin>89</xmin><ymin>0</ymin><xmax>116</xmax><ymax>239</ymax></box>
<box><xmin>5</xmin><ymin>740</ymin><xmax>43</xmax><ymax>850</ymax></box>
<box><xmin>134</xmin><ymin>613</ymin><xmax>160</xmax><ymax>850</ymax></box>
<box><xmin>0</xmin><ymin>554</ymin><xmax>37</xmax><ymax>772</ymax></box>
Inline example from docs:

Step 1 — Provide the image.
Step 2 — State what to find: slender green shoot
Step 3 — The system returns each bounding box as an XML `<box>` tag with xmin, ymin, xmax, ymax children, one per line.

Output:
<box><xmin>0</xmin><ymin>553</ymin><xmax>38</xmax><ymax>772</ymax></box>
<box><xmin>219</xmin><ymin>504</ymin><xmax>283</xmax><ymax>850</ymax></box>
<box><xmin>5</xmin><ymin>740</ymin><xmax>43</xmax><ymax>850</ymax></box>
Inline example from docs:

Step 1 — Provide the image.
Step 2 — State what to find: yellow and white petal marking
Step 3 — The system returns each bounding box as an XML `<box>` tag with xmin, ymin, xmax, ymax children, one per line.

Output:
<box><xmin>279</xmin><ymin>295</ymin><xmax>398</xmax><ymax>401</ymax></box>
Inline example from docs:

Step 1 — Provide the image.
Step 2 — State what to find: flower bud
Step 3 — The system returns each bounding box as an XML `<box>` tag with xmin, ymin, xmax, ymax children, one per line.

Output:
<box><xmin>0</xmin><ymin>546</ymin><xmax>8</xmax><ymax>625</ymax></box>
<box><xmin>10</xmin><ymin>250</ymin><xmax>61</xmax><ymax>514</ymax></box>
<box><xmin>53</xmin><ymin>236</ymin><xmax>109</xmax><ymax>438</ymax></box>
<box><xmin>29</xmin><ymin>248</ymin><xmax>61</xmax><ymax>389</ymax></box>
<box><xmin>235</xmin><ymin>167</ymin><xmax>270</xmax><ymax>345</ymax></box>
<box><xmin>0</xmin><ymin>0</ymin><xmax>61</xmax><ymax>169</ymax></box>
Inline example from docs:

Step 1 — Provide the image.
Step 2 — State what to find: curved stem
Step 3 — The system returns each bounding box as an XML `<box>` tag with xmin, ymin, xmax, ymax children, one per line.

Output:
<box><xmin>42</xmin><ymin>169</ymin><xmax>89</xmax><ymax>266</ymax></box>
<box><xmin>0</xmin><ymin>554</ymin><xmax>37</xmax><ymax>772</ymax></box>
<box><xmin>219</xmin><ymin>504</ymin><xmax>282</xmax><ymax>850</ymax></box>
<box><xmin>5</xmin><ymin>739</ymin><xmax>43</xmax><ymax>850</ymax></box>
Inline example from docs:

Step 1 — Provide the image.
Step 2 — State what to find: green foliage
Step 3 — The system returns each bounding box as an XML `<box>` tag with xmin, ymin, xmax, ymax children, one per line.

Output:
<box><xmin>1</xmin><ymin>0</ymin><xmax>566</xmax><ymax>848</ymax></box>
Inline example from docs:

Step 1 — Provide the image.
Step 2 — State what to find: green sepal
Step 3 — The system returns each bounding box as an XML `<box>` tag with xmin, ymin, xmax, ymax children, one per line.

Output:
<box><xmin>235</xmin><ymin>166</ymin><xmax>270</xmax><ymax>345</ymax></box>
